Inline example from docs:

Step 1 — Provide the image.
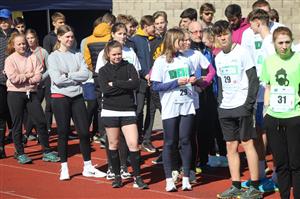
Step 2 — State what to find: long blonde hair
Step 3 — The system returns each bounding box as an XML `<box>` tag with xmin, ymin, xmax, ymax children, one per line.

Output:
<box><xmin>53</xmin><ymin>25</ymin><xmax>73</xmax><ymax>51</ymax></box>
<box><xmin>161</xmin><ymin>28</ymin><xmax>184</xmax><ymax>63</ymax></box>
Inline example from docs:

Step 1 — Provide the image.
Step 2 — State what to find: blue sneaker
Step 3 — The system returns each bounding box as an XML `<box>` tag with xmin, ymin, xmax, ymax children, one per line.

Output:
<box><xmin>259</xmin><ymin>178</ymin><xmax>279</xmax><ymax>193</ymax></box>
<box><xmin>241</xmin><ymin>179</ymin><xmax>250</xmax><ymax>189</ymax></box>
<box><xmin>17</xmin><ymin>154</ymin><xmax>32</xmax><ymax>164</ymax></box>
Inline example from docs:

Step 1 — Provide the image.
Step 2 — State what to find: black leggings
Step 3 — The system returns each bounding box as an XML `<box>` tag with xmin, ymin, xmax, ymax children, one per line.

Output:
<box><xmin>86</xmin><ymin>99</ymin><xmax>98</xmax><ymax>135</ymax></box>
<box><xmin>51</xmin><ymin>95</ymin><xmax>91</xmax><ymax>163</ymax></box>
<box><xmin>0</xmin><ymin>85</ymin><xmax>11</xmax><ymax>147</ymax></box>
<box><xmin>7</xmin><ymin>92</ymin><xmax>51</xmax><ymax>155</ymax></box>
<box><xmin>162</xmin><ymin>114</ymin><xmax>194</xmax><ymax>178</ymax></box>
<box><xmin>264</xmin><ymin>115</ymin><xmax>300</xmax><ymax>199</ymax></box>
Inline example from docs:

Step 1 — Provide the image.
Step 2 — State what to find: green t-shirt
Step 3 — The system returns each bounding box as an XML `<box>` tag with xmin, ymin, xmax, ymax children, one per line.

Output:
<box><xmin>260</xmin><ymin>52</ymin><xmax>300</xmax><ymax>118</ymax></box>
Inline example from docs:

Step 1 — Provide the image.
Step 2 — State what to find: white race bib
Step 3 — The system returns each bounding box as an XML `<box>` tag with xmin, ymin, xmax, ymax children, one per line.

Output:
<box><xmin>221</xmin><ymin>65</ymin><xmax>240</xmax><ymax>91</ymax></box>
<box><xmin>270</xmin><ymin>86</ymin><xmax>295</xmax><ymax>112</ymax></box>
<box><xmin>174</xmin><ymin>83</ymin><xmax>194</xmax><ymax>103</ymax></box>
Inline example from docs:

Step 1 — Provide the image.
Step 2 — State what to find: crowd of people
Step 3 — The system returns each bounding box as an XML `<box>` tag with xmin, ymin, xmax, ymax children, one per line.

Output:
<box><xmin>1</xmin><ymin>0</ymin><xmax>300</xmax><ymax>198</ymax></box>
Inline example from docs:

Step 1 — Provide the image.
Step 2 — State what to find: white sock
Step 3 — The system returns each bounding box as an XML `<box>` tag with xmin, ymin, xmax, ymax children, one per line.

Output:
<box><xmin>259</xmin><ymin>160</ymin><xmax>266</xmax><ymax>179</ymax></box>
<box><xmin>182</xmin><ymin>177</ymin><xmax>190</xmax><ymax>186</ymax></box>
<box><xmin>84</xmin><ymin>160</ymin><xmax>92</xmax><ymax>167</ymax></box>
<box><xmin>61</xmin><ymin>162</ymin><xmax>68</xmax><ymax>170</ymax></box>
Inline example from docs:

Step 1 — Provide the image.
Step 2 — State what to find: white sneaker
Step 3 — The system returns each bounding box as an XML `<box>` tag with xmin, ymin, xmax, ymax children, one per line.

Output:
<box><xmin>59</xmin><ymin>167</ymin><xmax>70</xmax><ymax>181</ymax></box>
<box><xmin>82</xmin><ymin>164</ymin><xmax>106</xmax><ymax>178</ymax></box>
<box><xmin>182</xmin><ymin>177</ymin><xmax>192</xmax><ymax>191</ymax></box>
<box><xmin>172</xmin><ymin>170</ymin><xmax>180</xmax><ymax>183</ymax></box>
<box><xmin>207</xmin><ymin>155</ymin><xmax>222</xmax><ymax>167</ymax></box>
<box><xmin>189</xmin><ymin>170</ymin><xmax>197</xmax><ymax>184</ymax></box>
<box><xmin>106</xmin><ymin>168</ymin><xmax>115</xmax><ymax>180</ymax></box>
<box><xmin>218</xmin><ymin>156</ymin><xmax>229</xmax><ymax>167</ymax></box>
<box><xmin>120</xmin><ymin>167</ymin><xmax>131</xmax><ymax>179</ymax></box>
<box><xmin>165</xmin><ymin>178</ymin><xmax>177</xmax><ymax>192</ymax></box>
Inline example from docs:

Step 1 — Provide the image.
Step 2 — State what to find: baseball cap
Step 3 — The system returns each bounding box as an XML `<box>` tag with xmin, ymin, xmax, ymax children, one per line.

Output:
<box><xmin>0</xmin><ymin>9</ymin><xmax>12</xmax><ymax>19</ymax></box>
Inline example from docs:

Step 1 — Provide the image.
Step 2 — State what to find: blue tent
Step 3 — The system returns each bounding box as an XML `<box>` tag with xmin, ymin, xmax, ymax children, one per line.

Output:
<box><xmin>0</xmin><ymin>0</ymin><xmax>112</xmax><ymax>11</ymax></box>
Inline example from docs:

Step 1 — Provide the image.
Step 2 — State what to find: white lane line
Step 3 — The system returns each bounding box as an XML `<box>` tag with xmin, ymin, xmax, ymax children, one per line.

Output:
<box><xmin>0</xmin><ymin>190</ymin><xmax>37</xmax><ymax>199</ymax></box>
<box><xmin>0</xmin><ymin>163</ymin><xmax>197</xmax><ymax>199</ymax></box>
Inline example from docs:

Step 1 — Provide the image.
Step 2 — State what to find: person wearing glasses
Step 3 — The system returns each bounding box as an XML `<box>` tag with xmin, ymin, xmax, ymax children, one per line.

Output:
<box><xmin>199</xmin><ymin>3</ymin><xmax>215</xmax><ymax>29</ymax></box>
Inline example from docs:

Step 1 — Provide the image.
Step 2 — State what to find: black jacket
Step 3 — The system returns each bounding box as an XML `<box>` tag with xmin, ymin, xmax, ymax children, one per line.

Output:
<box><xmin>98</xmin><ymin>60</ymin><xmax>139</xmax><ymax>111</ymax></box>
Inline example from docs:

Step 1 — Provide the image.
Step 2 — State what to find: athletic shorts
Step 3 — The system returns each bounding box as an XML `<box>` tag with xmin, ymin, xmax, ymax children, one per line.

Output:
<box><xmin>101</xmin><ymin>116</ymin><xmax>136</xmax><ymax>128</ymax></box>
<box><xmin>219</xmin><ymin>116</ymin><xmax>257</xmax><ymax>142</ymax></box>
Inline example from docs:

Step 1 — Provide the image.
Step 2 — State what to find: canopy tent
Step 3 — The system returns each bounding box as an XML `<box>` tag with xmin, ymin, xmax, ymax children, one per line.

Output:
<box><xmin>0</xmin><ymin>0</ymin><xmax>112</xmax><ymax>11</ymax></box>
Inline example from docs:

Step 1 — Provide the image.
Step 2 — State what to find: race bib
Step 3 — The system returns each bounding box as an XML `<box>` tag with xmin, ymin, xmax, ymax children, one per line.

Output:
<box><xmin>270</xmin><ymin>86</ymin><xmax>295</xmax><ymax>112</ymax></box>
<box><xmin>221</xmin><ymin>65</ymin><xmax>239</xmax><ymax>91</ymax></box>
<box><xmin>168</xmin><ymin>67</ymin><xmax>194</xmax><ymax>103</ymax></box>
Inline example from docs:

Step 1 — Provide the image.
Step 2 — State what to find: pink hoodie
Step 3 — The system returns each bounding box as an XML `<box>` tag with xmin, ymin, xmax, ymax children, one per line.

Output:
<box><xmin>232</xmin><ymin>18</ymin><xmax>250</xmax><ymax>44</ymax></box>
<box><xmin>4</xmin><ymin>52</ymin><xmax>43</xmax><ymax>92</ymax></box>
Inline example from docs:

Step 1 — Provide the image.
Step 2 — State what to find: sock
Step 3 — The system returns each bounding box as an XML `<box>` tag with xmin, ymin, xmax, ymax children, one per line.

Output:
<box><xmin>129</xmin><ymin>151</ymin><xmax>141</xmax><ymax>177</ymax></box>
<box><xmin>84</xmin><ymin>160</ymin><xmax>92</xmax><ymax>167</ymax></box>
<box><xmin>109</xmin><ymin>149</ymin><xmax>121</xmax><ymax>176</ymax></box>
<box><xmin>61</xmin><ymin>162</ymin><xmax>68</xmax><ymax>170</ymax></box>
<box><xmin>250</xmin><ymin>180</ymin><xmax>260</xmax><ymax>189</ymax></box>
<box><xmin>182</xmin><ymin>176</ymin><xmax>190</xmax><ymax>187</ymax></box>
<box><xmin>259</xmin><ymin>160</ymin><xmax>266</xmax><ymax>179</ymax></box>
<box><xmin>232</xmin><ymin>181</ymin><xmax>241</xmax><ymax>189</ymax></box>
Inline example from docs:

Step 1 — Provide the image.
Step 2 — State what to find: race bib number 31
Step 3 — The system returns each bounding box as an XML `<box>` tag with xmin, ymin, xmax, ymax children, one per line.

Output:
<box><xmin>270</xmin><ymin>86</ymin><xmax>295</xmax><ymax>112</ymax></box>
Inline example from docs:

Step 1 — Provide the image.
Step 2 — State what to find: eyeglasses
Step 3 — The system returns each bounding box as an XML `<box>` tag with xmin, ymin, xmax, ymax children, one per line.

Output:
<box><xmin>190</xmin><ymin>30</ymin><xmax>203</xmax><ymax>34</ymax></box>
<box><xmin>203</xmin><ymin>12</ymin><xmax>214</xmax><ymax>16</ymax></box>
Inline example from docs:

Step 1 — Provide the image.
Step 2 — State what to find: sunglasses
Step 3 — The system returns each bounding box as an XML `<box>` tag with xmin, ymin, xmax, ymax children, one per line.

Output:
<box><xmin>203</xmin><ymin>12</ymin><xmax>214</xmax><ymax>16</ymax></box>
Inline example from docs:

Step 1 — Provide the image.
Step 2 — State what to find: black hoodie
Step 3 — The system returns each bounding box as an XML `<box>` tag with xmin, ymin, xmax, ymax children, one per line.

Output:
<box><xmin>98</xmin><ymin>60</ymin><xmax>140</xmax><ymax>111</ymax></box>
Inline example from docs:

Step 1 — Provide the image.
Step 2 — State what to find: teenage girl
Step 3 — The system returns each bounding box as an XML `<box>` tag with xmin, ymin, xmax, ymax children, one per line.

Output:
<box><xmin>261</xmin><ymin>27</ymin><xmax>300</xmax><ymax>199</ymax></box>
<box><xmin>47</xmin><ymin>25</ymin><xmax>106</xmax><ymax>180</ymax></box>
<box><xmin>98</xmin><ymin>40</ymin><xmax>148</xmax><ymax>189</ymax></box>
<box><xmin>4</xmin><ymin>32</ymin><xmax>59</xmax><ymax>164</ymax></box>
<box><xmin>151</xmin><ymin>28</ymin><xmax>197</xmax><ymax>192</ymax></box>
<box><xmin>96</xmin><ymin>23</ymin><xmax>141</xmax><ymax>180</ymax></box>
<box><xmin>24</xmin><ymin>29</ymin><xmax>49</xmax><ymax>140</ymax></box>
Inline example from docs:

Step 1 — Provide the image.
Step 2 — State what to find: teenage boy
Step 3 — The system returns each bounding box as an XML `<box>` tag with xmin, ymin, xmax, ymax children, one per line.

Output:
<box><xmin>212</xmin><ymin>20</ymin><xmax>262</xmax><ymax>199</ymax></box>
<box><xmin>131</xmin><ymin>15</ymin><xmax>156</xmax><ymax>150</ymax></box>
<box><xmin>179</xmin><ymin>8</ymin><xmax>197</xmax><ymax>30</ymax></box>
<box><xmin>0</xmin><ymin>8</ymin><xmax>15</xmax><ymax>158</ymax></box>
<box><xmin>245</xmin><ymin>9</ymin><xmax>278</xmax><ymax>193</ymax></box>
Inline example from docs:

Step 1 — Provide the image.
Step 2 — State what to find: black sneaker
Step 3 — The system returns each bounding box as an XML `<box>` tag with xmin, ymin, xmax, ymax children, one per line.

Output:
<box><xmin>0</xmin><ymin>146</ymin><xmax>6</xmax><ymax>159</ymax></box>
<box><xmin>112</xmin><ymin>175</ymin><xmax>122</xmax><ymax>188</ymax></box>
<box><xmin>217</xmin><ymin>186</ymin><xmax>243</xmax><ymax>199</ymax></box>
<box><xmin>240</xmin><ymin>186</ymin><xmax>263</xmax><ymax>199</ymax></box>
<box><xmin>133</xmin><ymin>176</ymin><xmax>148</xmax><ymax>189</ymax></box>
<box><xmin>141</xmin><ymin>142</ymin><xmax>156</xmax><ymax>153</ymax></box>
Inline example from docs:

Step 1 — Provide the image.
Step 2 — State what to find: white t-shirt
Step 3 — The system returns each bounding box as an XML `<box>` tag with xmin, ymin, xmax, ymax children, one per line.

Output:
<box><xmin>215</xmin><ymin>44</ymin><xmax>255</xmax><ymax>109</ymax></box>
<box><xmin>95</xmin><ymin>46</ymin><xmax>141</xmax><ymax>73</ymax></box>
<box><xmin>150</xmin><ymin>55</ymin><xmax>197</xmax><ymax>120</ymax></box>
<box><xmin>241</xmin><ymin>22</ymin><xmax>283</xmax><ymax>75</ymax></box>
<box><xmin>182</xmin><ymin>49</ymin><xmax>211</xmax><ymax>109</ymax></box>
<box><xmin>293</xmin><ymin>43</ymin><xmax>300</xmax><ymax>52</ymax></box>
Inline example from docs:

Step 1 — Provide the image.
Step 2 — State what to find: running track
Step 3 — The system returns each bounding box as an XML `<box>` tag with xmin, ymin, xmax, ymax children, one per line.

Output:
<box><xmin>0</xmin><ymin>131</ymin><xmax>280</xmax><ymax>199</ymax></box>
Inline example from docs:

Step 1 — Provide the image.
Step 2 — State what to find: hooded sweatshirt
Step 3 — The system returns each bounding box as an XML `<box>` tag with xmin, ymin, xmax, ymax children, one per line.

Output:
<box><xmin>84</xmin><ymin>23</ymin><xmax>111</xmax><ymax>70</ymax></box>
<box><xmin>232</xmin><ymin>18</ymin><xmax>250</xmax><ymax>44</ymax></box>
<box><xmin>131</xmin><ymin>27</ymin><xmax>154</xmax><ymax>78</ymax></box>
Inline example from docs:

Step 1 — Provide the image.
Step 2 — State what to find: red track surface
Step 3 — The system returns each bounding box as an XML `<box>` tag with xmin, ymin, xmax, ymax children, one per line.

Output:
<box><xmin>0</xmin><ymin>131</ymin><xmax>280</xmax><ymax>199</ymax></box>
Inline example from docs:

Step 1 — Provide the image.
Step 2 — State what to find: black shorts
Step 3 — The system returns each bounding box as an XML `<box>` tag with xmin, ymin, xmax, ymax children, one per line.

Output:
<box><xmin>101</xmin><ymin>116</ymin><xmax>136</xmax><ymax>128</ymax></box>
<box><xmin>219</xmin><ymin>116</ymin><xmax>257</xmax><ymax>142</ymax></box>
